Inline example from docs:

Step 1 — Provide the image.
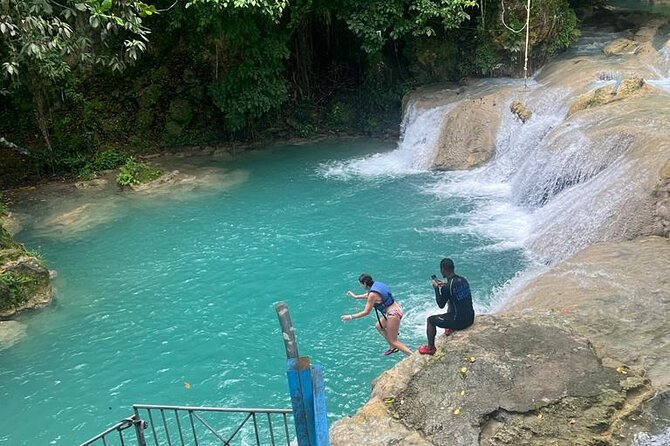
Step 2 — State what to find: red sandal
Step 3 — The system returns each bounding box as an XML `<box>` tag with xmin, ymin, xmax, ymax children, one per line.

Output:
<box><xmin>444</xmin><ymin>328</ymin><xmax>454</xmax><ymax>337</ymax></box>
<box><xmin>418</xmin><ymin>345</ymin><xmax>436</xmax><ymax>355</ymax></box>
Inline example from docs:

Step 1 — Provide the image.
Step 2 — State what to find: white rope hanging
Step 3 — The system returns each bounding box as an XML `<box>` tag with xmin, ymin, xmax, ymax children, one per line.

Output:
<box><xmin>500</xmin><ymin>0</ymin><xmax>532</xmax><ymax>87</ymax></box>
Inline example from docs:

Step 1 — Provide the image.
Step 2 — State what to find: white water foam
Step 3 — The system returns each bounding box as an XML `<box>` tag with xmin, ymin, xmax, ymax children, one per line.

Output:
<box><xmin>648</xmin><ymin>78</ymin><xmax>670</xmax><ymax>93</ymax></box>
<box><xmin>320</xmin><ymin>46</ymin><xmax>663</xmax><ymax>308</ymax></box>
<box><xmin>421</xmin><ymin>175</ymin><xmax>532</xmax><ymax>251</ymax></box>
<box><xmin>633</xmin><ymin>427</ymin><xmax>670</xmax><ymax>446</ymax></box>
<box><xmin>317</xmin><ymin>101</ymin><xmax>456</xmax><ymax>178</ymax></box>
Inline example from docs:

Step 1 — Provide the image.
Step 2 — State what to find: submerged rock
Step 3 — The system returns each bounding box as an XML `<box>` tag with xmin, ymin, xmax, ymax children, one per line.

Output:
<box><xmin>0</xmin><ymin>320</ymin><xmax>26</xmax><ymax>350</ymax></box>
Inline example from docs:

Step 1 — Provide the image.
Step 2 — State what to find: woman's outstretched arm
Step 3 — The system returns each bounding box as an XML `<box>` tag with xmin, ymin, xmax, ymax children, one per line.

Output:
<box><xmin>341</xmin><ymin>292</ymin><xmax>376</xmax><ymax>321</ymax></box>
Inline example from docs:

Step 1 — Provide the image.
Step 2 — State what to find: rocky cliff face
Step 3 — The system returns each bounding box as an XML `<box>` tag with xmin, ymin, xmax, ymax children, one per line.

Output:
<box><xmin>331</xmin><ymin>238</ymin><xmax>669</xmax><ymax>445</ymax></box>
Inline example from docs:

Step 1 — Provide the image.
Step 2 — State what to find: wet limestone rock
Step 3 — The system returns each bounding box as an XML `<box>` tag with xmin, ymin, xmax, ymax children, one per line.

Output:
<box><xmin>510</xmin><ymin>100</ymin><xmax>532</xmax><ymax>122</ymax></box>
<box><xmin>634</xmin><ymin>17</ymin><xmax>668</xmax><ymax>43</ymax></box>
<box><xmin>331</xmin><ymin>315</ymin><xmax>646</xmax><ymax>446</ymax></box>
<box><xmin>568</xmin><ymin>76</ymin><xmax>651</xmax><ymax>116</ymax></box>
<box><xmin>392</xmin><ymin>316</ymin><xmax>627</xmax><ymax>446</ymax></box>
<box><xmin>431</xmin><ymin>92</ymin><xmax>506</xmax><ymax>171</ymax></box>
<box><xmin>654</xmin><ymin>159</ymin><xmax>670</xmax><ymax>237</ymax></box>
<box><xmin>603</xmin><ymin>38</ymin><xmax>638</xmax><ymax>56</ymax></box>
<box><xmin>505</xmin><ymin>236</ymin><xmax>670</xmax><ymax>390</ymax></box>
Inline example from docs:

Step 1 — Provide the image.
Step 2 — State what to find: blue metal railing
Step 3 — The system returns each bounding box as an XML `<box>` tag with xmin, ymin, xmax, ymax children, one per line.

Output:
<box><xmin>77</xmin><ymin>302</ymin><xmax>330</xmax><ymax>446</ymax></box>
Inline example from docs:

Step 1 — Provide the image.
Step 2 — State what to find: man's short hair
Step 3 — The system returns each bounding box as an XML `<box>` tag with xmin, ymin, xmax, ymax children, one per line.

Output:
<box><xmin>440</xmin><ymin>258</ymin><xmax>455</xmax><ymax>272</ymax></box>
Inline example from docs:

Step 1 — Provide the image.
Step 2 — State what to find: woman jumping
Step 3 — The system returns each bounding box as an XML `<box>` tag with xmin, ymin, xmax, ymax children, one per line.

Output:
<box><xmin>341</xmin><ymin>273</ymin><xmax>413</xmax><ymax>356</ymax></box>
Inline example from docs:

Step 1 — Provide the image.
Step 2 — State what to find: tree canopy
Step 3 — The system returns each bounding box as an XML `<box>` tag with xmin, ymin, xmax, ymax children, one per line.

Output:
<box><xmin>0</xmin><ymin>0</ymin><xmax>582</xmax><ymax>185</ymax></box>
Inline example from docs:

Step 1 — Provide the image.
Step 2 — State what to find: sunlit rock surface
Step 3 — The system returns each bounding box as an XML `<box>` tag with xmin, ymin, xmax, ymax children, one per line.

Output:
<box><xmin>431</xmin><ymin>90</ymin><xmax>512</xmax><ymax>171</ymax></box>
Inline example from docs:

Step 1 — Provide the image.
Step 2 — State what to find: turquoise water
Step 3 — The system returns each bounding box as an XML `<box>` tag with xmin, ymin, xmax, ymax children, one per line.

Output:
<box><xmin>0</xmin><ymin>140</ymin><xmax>529</xmax><ymax>445</ymax></box>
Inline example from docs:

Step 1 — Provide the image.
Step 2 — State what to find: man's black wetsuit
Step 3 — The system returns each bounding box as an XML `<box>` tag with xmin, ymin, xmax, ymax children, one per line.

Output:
<box><xmin>428</xmin><ymin>275</ymin><xmax>475</xmax><ymax>330</ymax></box>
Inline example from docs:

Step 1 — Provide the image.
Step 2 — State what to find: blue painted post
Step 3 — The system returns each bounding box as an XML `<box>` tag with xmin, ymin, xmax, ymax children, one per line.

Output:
<box><xmin>311</xmin><ymin>364</ymin><xmax>330</xmax><ymax>446</ymax></box>
<box><xmin>276</xmin><ymin>302</ymin><xmax>330</xmax><ymax>446</ymax></box>
<box><xmin>286</xmin><ymin>356</ymin><xmax>313</xmax><ymax>445</ymax></box>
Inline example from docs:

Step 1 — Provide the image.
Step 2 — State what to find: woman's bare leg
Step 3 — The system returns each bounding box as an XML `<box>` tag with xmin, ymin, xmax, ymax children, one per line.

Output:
<box><xmin>384</xmin><ymin>317</ymin><xmax>413</xmax><ymax>356</ymax></box>
<box><xmin>375</xmin><ymin>320</ymin><xmax>394</xmax><ymax>348</ymax></box>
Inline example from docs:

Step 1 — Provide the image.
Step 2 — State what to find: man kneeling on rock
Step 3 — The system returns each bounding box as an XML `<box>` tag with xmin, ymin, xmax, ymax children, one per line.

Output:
<box><xmin>419</xmin><ymin>258</ymin><xmax>475</xmax><ymax>355</ymax></box>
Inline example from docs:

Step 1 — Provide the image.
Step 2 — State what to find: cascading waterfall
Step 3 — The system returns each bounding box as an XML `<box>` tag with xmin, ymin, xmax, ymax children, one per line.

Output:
<box><xmin>319</xmin><ymin>100</ymin><xmax>457</xmax><ymax>178</ymax></box>
<box><xmin>321</xmin><ymin>23</ymin><xmax>670</xmax><ymax>315</ymax></box>
<box><xmin>362</xmin><ymin>50</ymin><xmax>668</xmax><ymax>269</ymax></box>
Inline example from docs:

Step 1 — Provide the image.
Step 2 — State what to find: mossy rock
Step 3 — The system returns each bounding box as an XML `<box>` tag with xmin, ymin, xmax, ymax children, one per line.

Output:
<box><xmin>0</xmin><ymin>257</ymin><xmax>51</xmax><ymax>316</ymax></box>
<box><xmin>568</xmin><ymin>76</ymin><xmax>650</xmax><ymax>115</ymax></box>
<box><xmin>0</xmin><ymin>225</ymin><xmax>51</xmax><ymax>317</ymax></box>
<box><xmin>510</xmin><ymin>100</ymin><xmax>532</xmax><ymax>122</ymax></box>
<box><xmin>603</xmin><ymin>38</ymin><xmax>638</xmax><ymax>56</ymax></box>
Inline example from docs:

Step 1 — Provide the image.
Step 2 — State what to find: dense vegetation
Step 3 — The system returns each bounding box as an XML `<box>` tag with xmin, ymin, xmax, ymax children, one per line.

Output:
<box><xmin>1</xmin><ymin>0</ymin><xmax>582</xmax><ymax>186</ymax></box>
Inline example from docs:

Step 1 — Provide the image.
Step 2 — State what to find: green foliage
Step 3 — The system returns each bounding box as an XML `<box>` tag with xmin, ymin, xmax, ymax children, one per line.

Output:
<box><xmin>0</xmin><ymin>193</ymin><xmax>8</xmax><ymax>215</ymax></box>
<box><xmin>341</xmin><ymin>0</ymin><xmax>478</xmax><ymax>54</ymax></box>
<box><xmin>116</xmin><ymin>157</ymin><xmax>163</xmax><ymax>187</ymax></box>
<box><xmin>0</xmin><ymin>0</ymin><xmax>156</xmax><ymax>164</ymax></box>
<box><xmin>473</xmin><ymin>27</ymin><xmax>504</xmax><ymax>76</ymax></box>
<box><xmin>0</xmin><ymin>271</ymin><xmax>36</xmax><ymax>311</ymax></box>
<box><xmin>185</xmin><ymin>0</ymin><xmax>288</xmax><ymax>19</ymax></box>
<box><xmin>0</xmin><ymin>0</ymin><xmax>153</xmax><ymax>83</ymax></box>
<box><xmin>80</xmin><ymin>149</ymin><xmax>130</xmax><ymax>177</ymax></box>
<box><xmin>484</xmin><ymin>0</ymin><xmax>580</xmax><ymax>74</ymax></box>
<box><xmin>405</xmin><ymin>37</ymin><xmax>460</xmax><ymax>83</ymax></box>
<box><xmin>207</xmin><ymin>15</ymin><xmax>290</xmax><ymax>131</ymax></box>
<box><xmin>0</xmin><ymin>0</ymin><xmax>586</xmax><ymax>187</ymax></box>
<box><xmin>546</xmin><ymin>7</ymin><xmax>580</xmax><ymax>54</ymax></box>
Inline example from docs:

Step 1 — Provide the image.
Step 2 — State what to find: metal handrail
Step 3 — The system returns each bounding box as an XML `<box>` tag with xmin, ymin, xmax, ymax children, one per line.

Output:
<box><xmin>134</xmin><ymin>404</ymin><xmax>295</xmax><ymax>446</ymax></box>
<box><xmin>79</xmin><ymin>406</ymin><xmax>294</xmax><ymax>446</ymax></box>
<box><xmin>78</xmin><ymin>416</ymin><xmax>139</xmax><ymax>446</ymax></box>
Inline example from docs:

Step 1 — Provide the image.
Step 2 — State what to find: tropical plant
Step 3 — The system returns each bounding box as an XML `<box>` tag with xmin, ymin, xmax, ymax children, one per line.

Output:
<box><xmin>116</xmin><ymin>156</ymin><xmax>162</xmax><ymax>187</ymax></box>
<box><xmin>0</xmin><ymin>0</ymin><xmax>157</xmax><ymax>155</ymax></box>
<box><xmin>340</xmin><ymin>0</ymin><xmax>478</xmax><ymax>54</ymax></box>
